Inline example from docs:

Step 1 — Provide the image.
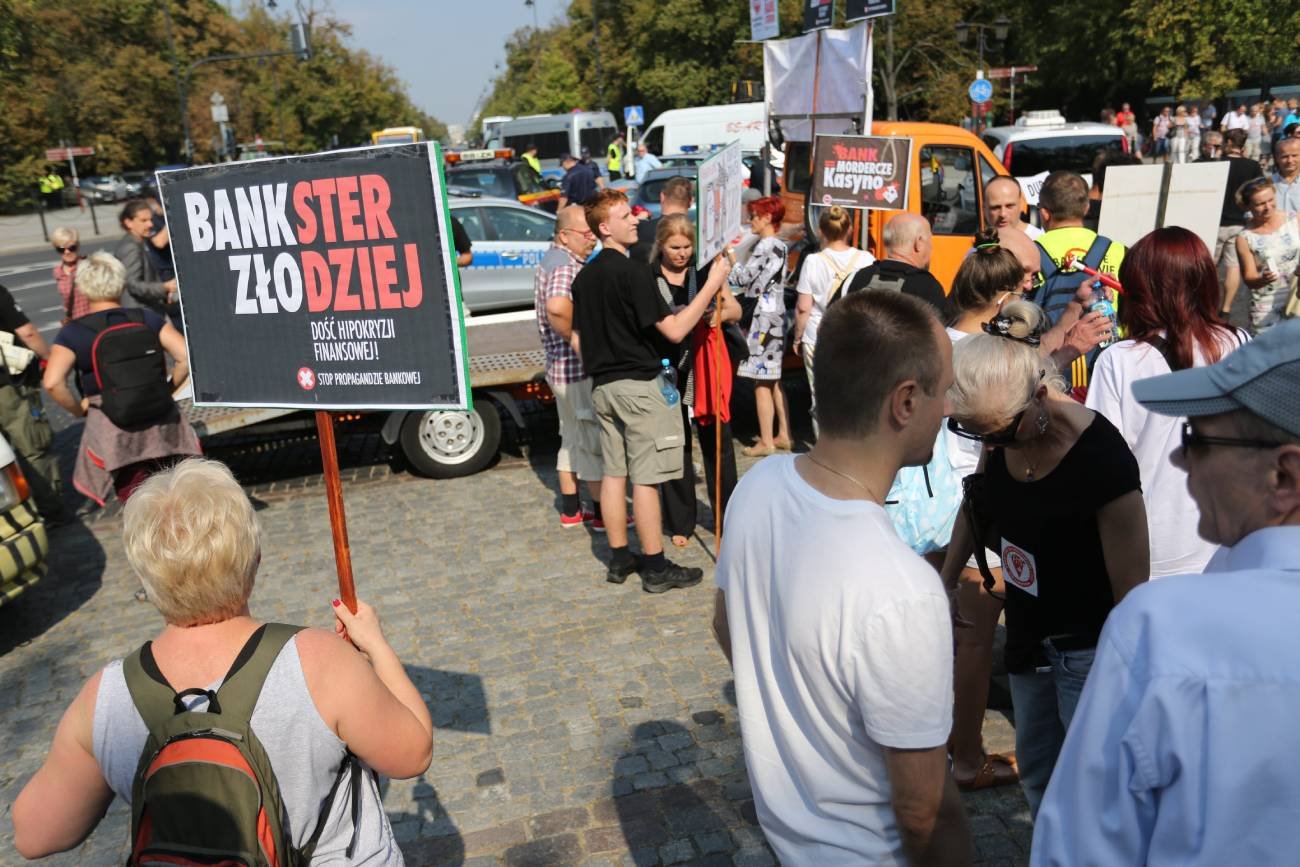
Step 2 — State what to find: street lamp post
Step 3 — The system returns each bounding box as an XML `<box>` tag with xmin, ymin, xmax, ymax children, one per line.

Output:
<box><xmin>955</xmin><ymin>15</ymin><xmax>1010</xmax><ymax>133</ymax></box>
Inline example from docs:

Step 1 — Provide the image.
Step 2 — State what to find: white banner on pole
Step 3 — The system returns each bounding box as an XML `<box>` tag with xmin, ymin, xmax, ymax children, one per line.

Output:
<box><xmin>696</xmin><ymin>140</ymin><xmax>745</xmax><ymax>266</ymax></box>
<box><xmin>764</xmin><ymin>23</ymin><xmax>871</xmax><ymax>142</ymax></box>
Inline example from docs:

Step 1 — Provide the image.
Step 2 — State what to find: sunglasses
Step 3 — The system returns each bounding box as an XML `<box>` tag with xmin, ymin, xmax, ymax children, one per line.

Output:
<box><xmin>1179</xmin><ymin>421</ymin><xmax>1287</xmax><ymax>458</ymax></box>
<box><xmin>54</xmin><ymin>244</ymin><xmax>79</xmax><ymax>253</ymax></box>
<box><xmin>948</xmin><ymin>410</ymin><xmax>1026</xmax><ymax>447</ymax></box>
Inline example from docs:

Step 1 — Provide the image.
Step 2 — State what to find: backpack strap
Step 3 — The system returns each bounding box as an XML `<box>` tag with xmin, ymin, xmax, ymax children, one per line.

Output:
<box><xmin>211</xmin><ymin>623</ymin><xmax>303</xmax><ymax>722</ymax></box>
<box><xmin>75</xmin><ymin>307</ymin><xmax>146</xmax><ymax>335</ymax></box>
<box><xmin>1080</xmin><ymin>234</ymin><xmax>1111</xmax><ymax>272</ymax></box>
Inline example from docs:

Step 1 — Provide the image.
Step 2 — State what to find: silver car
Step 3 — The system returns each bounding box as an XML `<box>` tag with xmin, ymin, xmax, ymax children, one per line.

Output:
<box><xmin>449</xmin><ymin>196</ymin><xmax>556</xmax><ymax>313</ymax></box>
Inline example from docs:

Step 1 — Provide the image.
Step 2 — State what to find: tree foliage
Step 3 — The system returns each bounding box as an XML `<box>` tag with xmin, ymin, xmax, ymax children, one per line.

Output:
<box><xmin>0</xmin><ymin>0</ymin><xmax>442</xmax><ymax>210</ymax></box>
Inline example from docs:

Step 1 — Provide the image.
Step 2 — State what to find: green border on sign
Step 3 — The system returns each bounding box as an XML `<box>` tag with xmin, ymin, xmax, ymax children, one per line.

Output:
<box><xmin>429</xmin><ymin>140</ymin><xmax>473</xmax><ymax>412</ymax></box>
<box><xmin>695</xmin><ymin>141</ymin><xmax>743</xmax><ymax>269</ymax></box>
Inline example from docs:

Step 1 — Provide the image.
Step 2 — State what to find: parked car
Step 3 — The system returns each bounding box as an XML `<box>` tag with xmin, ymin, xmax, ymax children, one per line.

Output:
<box><xmin>78</xmin><ymin>174</ymin><xmax>129</xmax><ymax>203</ymax></box>
<box><xmin>445</xmin><ymin>148</ymin><xmax>561</xmax><ymax>213</ymax></box>
<box><xmin>981</xmin><ymin>111</ymin><xmax>1129</xmax><ymax>191</ymax></box>
<box><xmin>0</xmin><ymin>432</ymin><xmax>49</xmax><ymax>610</ymax></box>
<box><xmin>450</xmin><ymin>195</ymin><xmax>556</xmax><ymax>312</ymax></box>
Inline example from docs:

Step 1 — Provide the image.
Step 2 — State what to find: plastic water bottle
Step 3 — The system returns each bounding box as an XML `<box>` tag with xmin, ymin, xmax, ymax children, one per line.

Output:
<box><xmin>659</xmin><ymin>359</ymin><xmax>679</xmax><ymax>406</ymax></box>
<box><xmin>1089</xmin><ymin>282</ymin><xmax>1118</xmax><ymax>349</ymax></box>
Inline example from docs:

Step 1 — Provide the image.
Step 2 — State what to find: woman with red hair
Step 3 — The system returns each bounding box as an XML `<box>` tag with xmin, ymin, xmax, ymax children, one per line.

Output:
<box><xmin>1086</xmin><ymin>227</ymin><xmax>1248</xmax><ymax>577</ymax></box>
<box><xmin>730</xmin><ymin>196</ymin><xmax>792</xmax><ymax>456</ymax></box>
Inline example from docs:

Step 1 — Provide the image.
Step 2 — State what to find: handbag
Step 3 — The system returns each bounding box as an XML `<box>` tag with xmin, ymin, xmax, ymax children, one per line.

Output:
<box><xmin>1283</xmin><ymin>216</ymin><xmax>1300</xmax><ymax>319</ymax></box>
<box><xmin>960</xmin><ymin>472</ymin><xmax>1004</xmax><ymax>597</ymax></box>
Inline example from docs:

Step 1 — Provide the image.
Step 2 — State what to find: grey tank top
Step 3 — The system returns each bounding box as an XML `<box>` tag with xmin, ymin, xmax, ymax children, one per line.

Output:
<box><xmin>92</xmin><ymin>636</ymin><xmax>403</xmax><ymax>865</ymax></box>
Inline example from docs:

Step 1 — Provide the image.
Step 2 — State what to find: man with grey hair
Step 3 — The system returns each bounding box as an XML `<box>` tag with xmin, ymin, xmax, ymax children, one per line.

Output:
<box><xmin>1032</xmin><ymin>318</ymin><xmax>1300</xmax><ymax>865</ymax></box>
<box><xmin>840</xmin><ymin>212</ymin><xmax>954</xmax><ymax>319</ymax></box>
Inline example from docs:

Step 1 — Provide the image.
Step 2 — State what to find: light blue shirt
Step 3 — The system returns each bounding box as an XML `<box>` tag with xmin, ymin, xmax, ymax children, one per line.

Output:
<box><xmin>1274</xmin><ymin>172</ymin><xmax>1300</xmax><ymax>214</ymax></box>
<box><xmin>634</xmin><ymin>152</ymin><xmax>662</xmax><ymax>184</ymax></box>
<box><xmin>1031</xmin><ymin>525</ymin><xmax>1300</xmax><ymax>866</ymax></box>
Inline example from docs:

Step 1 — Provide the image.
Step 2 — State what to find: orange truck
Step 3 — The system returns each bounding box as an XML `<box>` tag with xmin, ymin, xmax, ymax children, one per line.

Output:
<box><xmin>780</xmin><ymin>121</ymin><xmax>1011</xmax><ymax>289</ymax></box>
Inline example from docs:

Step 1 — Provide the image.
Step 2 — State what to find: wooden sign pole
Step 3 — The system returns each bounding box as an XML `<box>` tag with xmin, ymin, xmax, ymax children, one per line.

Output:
<box><xmin>713</xmin><ymin>310</ymin><xmax>725</xmax><ymax>558</ymax></box>
<box><xmin>315</xmin><ymin>411</ymin><xmax>357</xmax><ymax>612</ymax></box>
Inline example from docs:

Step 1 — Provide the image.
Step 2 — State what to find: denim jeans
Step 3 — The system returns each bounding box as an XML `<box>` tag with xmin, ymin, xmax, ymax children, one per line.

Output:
<box><xmin>1006</xmin><ymin>642</ymin><xmax>1096</xmax><ymax>816</ymax></box>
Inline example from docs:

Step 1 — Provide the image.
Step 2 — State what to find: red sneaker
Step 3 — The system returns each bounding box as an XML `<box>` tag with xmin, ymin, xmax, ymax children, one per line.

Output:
<box><xmin>590</xmin><ymin>513</ymin><xmax>633</xmax><ymax>533</ymax></box>
<box><xmin>560</xmin><ymin>509</ymin><xmax>596</xmax><ymax>529</ymax></box>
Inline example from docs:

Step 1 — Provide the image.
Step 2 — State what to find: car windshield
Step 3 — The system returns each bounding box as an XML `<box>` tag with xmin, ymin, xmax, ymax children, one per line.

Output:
<box><xmin>447</xmin><ymin>168</ymin><xmax>514</xmax><ymax>199</ymax></box>
<box><xmin>1007</xmin><ymin>135</ymin><xmax>1126</xmax><ymax>176</ymax></box>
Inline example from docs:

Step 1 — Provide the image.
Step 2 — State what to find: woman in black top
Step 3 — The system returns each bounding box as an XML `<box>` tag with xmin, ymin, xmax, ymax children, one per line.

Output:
<box><xmin>940</xmin><ymin>299</ymin><xmax>1149</xmax><ymax>816</ymax></box>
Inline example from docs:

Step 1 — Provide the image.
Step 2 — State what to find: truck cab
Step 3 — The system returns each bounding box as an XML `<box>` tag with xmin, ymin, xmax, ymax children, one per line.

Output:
<box><xmin>781</xmin><ymin>121</ymin><xmax>1009</xmax><ymax>289</ymax></box>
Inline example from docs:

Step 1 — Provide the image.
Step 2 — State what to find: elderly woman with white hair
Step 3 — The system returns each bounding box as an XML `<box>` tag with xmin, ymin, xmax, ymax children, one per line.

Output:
<box><xmin>13</xmin><ymin>458</ymin><xmax>432</xmax><ymax>862</ymax></box>
<box><xmin>42</xmin><ymin>251</ymin><xmax>200</xmax><ymax>505</ymax></box>
<box><xmin>939</xmin><ymin>299</ymin><xmax>1149</xmax><ymax>816</ymax></box>
<box><xmin>50</xmin><ymin>225</ymin><xmax>90</xmax><ymax>321</ymax></box>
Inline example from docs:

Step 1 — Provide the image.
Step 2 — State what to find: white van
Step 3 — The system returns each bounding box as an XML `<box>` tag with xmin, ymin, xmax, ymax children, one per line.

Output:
<box><xmin>641</xmin><ymin>103</ymin><xmax>768</xmax><ymax>156</ymax></box>
<box><xmin>499</xmin><ymin>111</ymin><xmax>620</xmax><ymax>173</ymax></box>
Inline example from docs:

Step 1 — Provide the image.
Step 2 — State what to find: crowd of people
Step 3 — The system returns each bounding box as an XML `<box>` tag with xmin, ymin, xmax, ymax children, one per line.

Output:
<box><xmin>10</xmin><ymin>138</ymin><xmax>1300</xmax><ymax>863</ymax></box>
<box><xmin>1138</xmin><ymin>97</ymin><xmax>1300</xmax><ymax>167</ymax></box>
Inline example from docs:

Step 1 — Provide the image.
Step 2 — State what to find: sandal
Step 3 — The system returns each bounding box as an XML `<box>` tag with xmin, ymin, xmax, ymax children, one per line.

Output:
<box><xmin>954</xmin><ymin>752</ymin><xmax>1019</xmax><ymax>792</ymax></box>
<box><xmin>671</xmin><ymin>534</ymin><xmax>690</xmax><ymax>548</ymax></box>
<box><xmin>774</xmin><ymin>438</ymin><xmax>794</xmax><ymax>451</ymax></box>
<box><xmin>742</xmin><ymin>444</ymin><xmax>776</xmax><ymax>457</ymax></box>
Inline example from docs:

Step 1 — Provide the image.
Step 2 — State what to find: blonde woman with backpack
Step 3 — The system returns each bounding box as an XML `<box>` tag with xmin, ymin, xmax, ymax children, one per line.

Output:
<box><xmin>14</xmin><ymin>458</ymin><xmax>432</xmax><ymax>864</ymax></box>
<box><xmin>792</xmin><ymin>206</ymin><xmax>872</xmax><ymax>437</ymax></box>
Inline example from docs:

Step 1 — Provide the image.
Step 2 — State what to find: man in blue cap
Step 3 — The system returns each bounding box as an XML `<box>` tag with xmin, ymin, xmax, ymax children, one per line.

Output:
<box><xmin>1031</xmin><ymin>319</ymin><xmax>1300</xmax><ymax>865</ymax></box>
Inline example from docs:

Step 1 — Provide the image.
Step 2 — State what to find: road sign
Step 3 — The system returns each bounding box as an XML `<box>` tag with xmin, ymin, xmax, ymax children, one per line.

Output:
<box><xmin>623</xmin><ymin>105</ymin><xmax>644</xmax><ymax>128</ymax></box>
<box><xmin>968</xmin><ymin>78</ymin><xmax>993</xmax><ymax>104</ymax></box>
<box><xmin>985</xmin><ymin>65</ymin><xmax>1038</xmax><ymax>80</ymax></box>
<box><xmin>749</xmin><ymin>0</ymin><xmax>779</xmax><ymax>41</ymax></box>
<box><xmin>846</xmin><ymin>0</ymin><xmax>895</xmax><ymax>21</ymax></box>
<box><xmin>45</xmin><ymin>146</ymin><xmax>93</xmax><ymax>160</ymax></box>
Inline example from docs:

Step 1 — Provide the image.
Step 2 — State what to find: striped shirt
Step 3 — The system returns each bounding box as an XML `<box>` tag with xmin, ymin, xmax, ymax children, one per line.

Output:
<box><xmin>534</xmin><ymin>244</ymin><xmax>587</xmax><ymax>384</ymax></box>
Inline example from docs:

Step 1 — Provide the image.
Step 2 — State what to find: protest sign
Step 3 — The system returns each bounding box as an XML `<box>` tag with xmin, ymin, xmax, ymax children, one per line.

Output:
<box><xmin>750</xmin><ymin>0</ymin><xmax>779</xmax><ymax>41</ymax></box>
<box><xmin>696</xmin><ymin>140</ymin><xmax>745</xmax><ymax>266</ymax></box>
<box><xmin>803</xmin><ymin>0</ymin><xmax>834</xmax><ymax>32</ymax></box>
<box><xmin>158</xmin><ymin>142</ymin><xmax>470</xmax><ymax>611</ymax></box>
<box><xmin>1098</xmin><ymin>162</ymin><xmax>1229</xmax><ymax>254</ymax></box>
<box><xmin>158</xmin><ymin>143</ymin><xmax>470</xmax><ymax>412</ymax></box>
<box><xmin>810</xmin><ymin>134</ymin><xmax>911</xmax><ymax>210</ymax></box>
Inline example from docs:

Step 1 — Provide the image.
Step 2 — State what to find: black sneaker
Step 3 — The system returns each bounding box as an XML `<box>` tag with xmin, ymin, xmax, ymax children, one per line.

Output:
<box><xmin>606</xmin><ymin>557</ymin><xmax>639</xmax><ymax>584</ymax></box>
<box><xmin>641</xmin><ymin>561</ymin><xmax>704</xmax><ymax>594</ymax></box>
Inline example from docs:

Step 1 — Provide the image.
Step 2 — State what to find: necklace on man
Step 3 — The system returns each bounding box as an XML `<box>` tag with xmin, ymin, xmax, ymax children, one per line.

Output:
<box><xmin>806</xmin><ymin>453</ymin><xmax>882</xmax><ymax>503</ymax></box>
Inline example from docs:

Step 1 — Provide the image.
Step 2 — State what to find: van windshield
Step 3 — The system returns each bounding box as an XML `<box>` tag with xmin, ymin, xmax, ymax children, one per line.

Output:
<box><xmin>785</xmin><ymin>143</ymin><xmax>812</xmax><ymax>194</ymax></box>
<box><xmin>1007</xmin><ymin>135</ymin><xmax>1126</xmax><ymax>177</ymax></box>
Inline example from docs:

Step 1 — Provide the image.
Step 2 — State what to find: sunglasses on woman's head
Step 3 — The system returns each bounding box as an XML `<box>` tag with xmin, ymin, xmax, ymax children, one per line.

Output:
<box><xmin>55</xmin><ymin>244</ymin><xmax>78</xmax><ymax>253</ymax></box>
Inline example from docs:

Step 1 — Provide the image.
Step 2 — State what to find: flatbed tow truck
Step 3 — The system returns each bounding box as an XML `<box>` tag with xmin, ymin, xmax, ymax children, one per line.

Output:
<box><xmin>182</xmin><ymin>310</ymin><xmax>548</xmax><ymax>478</ymax></box>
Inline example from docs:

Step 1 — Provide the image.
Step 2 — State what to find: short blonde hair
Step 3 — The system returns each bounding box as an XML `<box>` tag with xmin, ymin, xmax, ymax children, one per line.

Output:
<box><xmin>123</xmin><ymin>459</ymin><xmax>260</xmax><ymax>626</ymax></box>
<box><xmin>948</xmin><ymin>300</ymin><xmax>1065</xmax><ymax>431</ymax></box>
<box><xmin>75</xmin><ymin>251</ymin><xmax>126</xmax><ymax>302</ymax></box>
<box><xmin>51</xmin><ymin>226</ymin><xmax>79</xmax><ymax>247</ymax></box>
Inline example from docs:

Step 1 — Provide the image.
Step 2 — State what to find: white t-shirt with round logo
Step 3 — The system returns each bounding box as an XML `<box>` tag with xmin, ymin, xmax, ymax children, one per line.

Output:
<box><xmin>717</xmin><ymin>455</ymin><xmax>954</xmax><ymax>865</ymax></box>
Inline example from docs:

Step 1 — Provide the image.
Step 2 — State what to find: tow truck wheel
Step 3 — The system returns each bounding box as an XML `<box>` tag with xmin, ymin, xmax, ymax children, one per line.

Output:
<box><xmin>399</xmin><ymin>402</ymin><xmax>502</xmax><ymax>479</ymax></box>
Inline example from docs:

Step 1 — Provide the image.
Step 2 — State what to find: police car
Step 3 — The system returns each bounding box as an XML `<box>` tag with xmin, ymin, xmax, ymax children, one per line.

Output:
<box><xmin>445</xmin><ymin>148</ymin><xmax>562</xmax><ymax>213</ymax></box>
<box><xmin>449</xmin><ymin>196</ymin><xmax>556</xmax><ymax>312</ymax></box>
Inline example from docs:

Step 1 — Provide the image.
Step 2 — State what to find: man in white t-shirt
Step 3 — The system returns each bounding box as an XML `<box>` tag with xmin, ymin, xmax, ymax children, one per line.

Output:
<box><xmin>713</xmin><ymin>290</ymin><xmax>971</xmax><ymax>865</ymax></box>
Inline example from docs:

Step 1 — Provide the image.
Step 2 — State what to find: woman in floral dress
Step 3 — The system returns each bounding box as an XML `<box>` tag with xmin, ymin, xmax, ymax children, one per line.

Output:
<box><xmin>730</xmin><ymin>196</ymin><xmax>792</xmax><ymax>456</ymax></box>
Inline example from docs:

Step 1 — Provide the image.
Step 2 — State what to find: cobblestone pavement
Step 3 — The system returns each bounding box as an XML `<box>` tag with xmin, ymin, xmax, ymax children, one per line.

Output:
<box><xmin>0</xmin><ymin>443</ymin><xmax>1031</xmax><ymax>866</ymax></box>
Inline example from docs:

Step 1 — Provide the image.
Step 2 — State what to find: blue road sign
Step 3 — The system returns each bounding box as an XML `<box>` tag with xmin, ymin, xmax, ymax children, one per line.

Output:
<box><xmin>623</xmin><ymin>105</ymin><xmax>645</xmax><ymax>127</ymax></box>
<box><xmin>968</xmin><ymin>78</ymin><xmax>993</xmax><ymax>104</ymax></box>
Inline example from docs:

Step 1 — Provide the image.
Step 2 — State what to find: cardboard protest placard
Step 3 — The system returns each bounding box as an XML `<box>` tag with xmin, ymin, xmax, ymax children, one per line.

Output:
<box><xmin>158</xmin><ymin>143</ymin><xmax>470</xmax><ymax>411</ymax></box>
<box><xmin>1097</xmin><ymin>162</ymin><xmax>1229</xmax><ymax>255</ymax></box>
<box><xmin>696</xmin><ymin>141</ymin><xmax>745</xmax><ymax>266</ymax></box>
<box><xmin>810</xmin><ymin>134</ymin><xmax>910</xmax><ymax>210</ymax></box>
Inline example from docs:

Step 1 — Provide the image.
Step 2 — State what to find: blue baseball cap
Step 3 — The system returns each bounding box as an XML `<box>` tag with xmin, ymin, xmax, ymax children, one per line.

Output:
<box><xmin>1132</xmin><ymin>319</ymin><xmax>1300</xmax><ymax>437</ymax></box>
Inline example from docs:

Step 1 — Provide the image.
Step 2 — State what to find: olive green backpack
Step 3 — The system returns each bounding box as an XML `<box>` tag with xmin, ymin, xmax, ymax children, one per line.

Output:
<box><xmin>122</xmin><ymin>623</ymin><xmax>361</xmax><ymax>866</ymax></box>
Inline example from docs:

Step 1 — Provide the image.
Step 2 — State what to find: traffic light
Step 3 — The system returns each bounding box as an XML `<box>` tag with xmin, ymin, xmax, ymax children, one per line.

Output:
<box><xmin>289</xmin><ymin>22</ymin><xmax>311</xmax><ymax>61</ymax></box>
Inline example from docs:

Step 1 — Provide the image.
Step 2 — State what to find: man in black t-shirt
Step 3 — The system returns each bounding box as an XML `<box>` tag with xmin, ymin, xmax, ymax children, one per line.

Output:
<box><xmin>451</xmin><ymin>217</ymin><xmax>473</xmax><ymax>268</ymax></box>
<box><xmin>841</xmin><ymin>212</ymin><xmax>954</xmax><ymax>320</ymax></box>
<box><xmin>571</xmin><ymin>189</ymin><xmax>724</xmax><ymax>592</ymax></box>
<box><xmin>0</xmin><ymin>284</ymin><xmax>63</xmax><ymax>521</ymax></box>
<box><xmin>1195</xmin><ymin>128</ymin><xmax>1264</xmax><ymax>320</ymax></box>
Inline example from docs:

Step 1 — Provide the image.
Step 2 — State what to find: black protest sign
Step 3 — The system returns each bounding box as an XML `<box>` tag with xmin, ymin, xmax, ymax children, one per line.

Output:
<box><xmin>158</xmin><ymin>144</ymin><xmax>470</xmax><ymax>410</ymax></box>
<box><xmin>803</xmin><ymin>0</ymin><xmax>834</xmax><ymax>32</ymax></box>
<box><xmin>810</xmin><ymin>134</ymin><xmax>911</xmax><ymax>211</ymax></box>
<box><xmin>846</xmin><ymin>0</ymin><xmax>895</xmax><ymax>21</ymax></box>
